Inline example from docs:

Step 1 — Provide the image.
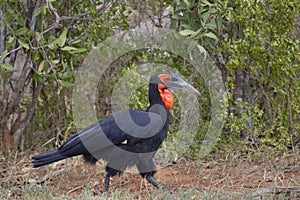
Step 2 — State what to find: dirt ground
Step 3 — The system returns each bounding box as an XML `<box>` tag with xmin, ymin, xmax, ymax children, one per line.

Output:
<box><xmin>1</xmin><ymin>149</ymin><xmax>300</xmax><ymax>199</ymax></box>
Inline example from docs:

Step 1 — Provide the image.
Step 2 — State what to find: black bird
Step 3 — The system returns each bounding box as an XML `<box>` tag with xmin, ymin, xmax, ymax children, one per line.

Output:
<box><xmin>32</xmin><ymin>72</ymin><xmax>200</xmax><ymax>192</ymax></box>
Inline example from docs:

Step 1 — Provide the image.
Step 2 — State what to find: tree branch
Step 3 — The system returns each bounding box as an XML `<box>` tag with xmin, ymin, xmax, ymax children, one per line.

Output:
<box><xmin>67</xmin><ymin>31</ymin><xmax>87</xmax><ymax>45</ymax></box>
<box><xmin>0</xmin><ymin>5</ymin><xmax>6</xmax><ymax>55</ymax></box>
<box><xmin>258</xmin><ymin>82</ymin><xmax>273</xmax><ymax>127</ymax></box>
<box><xmin>30</xmin><ymin>0</ymin><xmax>42</xmax><ymax>31</ymax></box>
<box><xmin>0</xmin><ymin>6</ymin><xmax>7</xmax><ymax>125</ymax></box>
<box><xmin>286</xmin><ymin>83</ymin><xmax>295</xmax><ymax>134</ymax></box>
<box><xmin>6</xmin><ymin>53</ymin><xmax>32</xmax><ymax>117</ymax></box>
<box><xmin>48</xmin><ymin>1</ymin><xmax>60</xmax><ymax>24</ymax></box>
<box><xmin>15</xmin><ymin>76</ymin><xmax>43</xmax><ymax>140</ymax></box>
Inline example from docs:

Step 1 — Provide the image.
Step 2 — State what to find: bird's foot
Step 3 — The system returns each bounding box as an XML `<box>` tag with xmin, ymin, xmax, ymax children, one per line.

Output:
<box><xmin>145</xmin><ymin>174</ymin><xmax>169</xmax><ymax>192</ymax></box>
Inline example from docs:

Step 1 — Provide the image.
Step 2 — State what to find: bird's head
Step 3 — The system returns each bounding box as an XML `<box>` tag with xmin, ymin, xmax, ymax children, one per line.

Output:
<box><xmin>149</xmin><ymin>72</ymin><xmax>200</xmax><ymax>110</ymax></box>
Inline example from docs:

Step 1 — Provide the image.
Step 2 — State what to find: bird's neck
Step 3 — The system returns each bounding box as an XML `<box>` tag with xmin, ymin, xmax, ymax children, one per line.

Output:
<box><xmin>147</xmin><ymin>83</ymin><xmax>172</xmax><ymax>115</ymax></box>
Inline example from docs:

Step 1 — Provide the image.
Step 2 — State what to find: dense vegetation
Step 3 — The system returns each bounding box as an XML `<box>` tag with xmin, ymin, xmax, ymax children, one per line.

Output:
<box><xmin>0</xmin><ymin>0</ymin><xmax>299</xmax><ymax>157</ymax></box>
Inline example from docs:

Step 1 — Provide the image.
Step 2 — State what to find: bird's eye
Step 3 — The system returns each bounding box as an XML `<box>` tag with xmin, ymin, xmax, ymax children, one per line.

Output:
<box><xmin>158</xmin><ymin>74</ymin><xmax>172</xmax><ymax>84</ymax></box>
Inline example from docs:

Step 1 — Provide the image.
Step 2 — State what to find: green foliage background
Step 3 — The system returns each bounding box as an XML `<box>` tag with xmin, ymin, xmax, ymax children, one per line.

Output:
<box><xmin>0</xmin><ymin>0</ymin><xmax>299</xmax><ymax>156</ymax></box>
<box><xmin>170</xmin><ymin>0</ymin><xmax>300</xmax><ymax>154</ymax></box>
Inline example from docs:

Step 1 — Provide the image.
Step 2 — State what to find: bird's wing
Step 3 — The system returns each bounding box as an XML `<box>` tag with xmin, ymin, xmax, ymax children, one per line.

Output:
<box><xmin>77</xmin><ymin>110</ymin><xmax>166</xmax><ymax>157</ymax></box>
<box><xmin>111</xmin><ymin>110</ymin><xmax>166</xmax><ymax>139</ymax></box>
<box><xmin>78</xmin><ymin>115</ymin><xmax>127</xmax><ymax>155</ymax></box>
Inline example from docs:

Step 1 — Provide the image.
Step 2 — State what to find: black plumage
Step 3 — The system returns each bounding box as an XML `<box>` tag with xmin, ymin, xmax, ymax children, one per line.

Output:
<box><xmin>32</xmin><ymin>72</ymin><xmax>199</xmax><ymax>192</ymax></box>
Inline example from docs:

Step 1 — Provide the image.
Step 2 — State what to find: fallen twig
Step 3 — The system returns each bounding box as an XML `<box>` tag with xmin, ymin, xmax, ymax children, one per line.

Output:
<box><xmin>110</xmin><ymin>180</ymin><xmax>131</xmax><ymax>190</ymax></box>
<box><xmin>30</xmin><ymin>168</ymin><xmax>65</xmax><ymax>185</ymax></box>
<box><xmin>252</xmin><ymin>186</ymin><xmax>300</xmax><ymax>198</ymax></box>
<box><xmin>211</xmin><ymin>175</ymin><xmax>228</xmax><ymax>187</ymax></box>
<box><xmin>66</xmin><ymin>185</ymin><xmax>84</xmax><ymax>195</ymax></box>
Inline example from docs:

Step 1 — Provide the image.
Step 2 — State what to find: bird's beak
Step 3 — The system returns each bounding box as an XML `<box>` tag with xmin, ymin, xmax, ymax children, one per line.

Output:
<box><xmin>166</xmin><ymin>74</ymin><xmax>200</xmax><ymax>96</ymax></box>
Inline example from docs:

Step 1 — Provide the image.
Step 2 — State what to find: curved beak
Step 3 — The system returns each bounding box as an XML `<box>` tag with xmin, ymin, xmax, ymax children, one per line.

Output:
<box><xmin>166</xmin><ymin>74</ymin><xmax>200</xmax><ymax>95</ymax></box>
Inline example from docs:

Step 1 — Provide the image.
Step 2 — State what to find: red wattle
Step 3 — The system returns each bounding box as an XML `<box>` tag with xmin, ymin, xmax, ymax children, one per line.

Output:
<box><xmin>158</xmin><ymin>84</ymin><xmax>173</xmax><ymax>110</ymax></box>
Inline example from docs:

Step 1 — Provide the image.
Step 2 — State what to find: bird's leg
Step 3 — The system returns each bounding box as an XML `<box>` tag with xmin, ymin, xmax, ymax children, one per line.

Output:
<box><xmin>145</xmin><ymin>174</ymin><xmax>166</xmax><ymax>191</ymax></box>
<box><xmin>137</xmin><ymin>159</ymin><xmax>167</xmax><ymax>191</ymax></box>
<box><xmin>104</xmin><ymin>172</ymin><xmax>110</xmax><ymax>193</ymax></box>
<box><xmin>104</xmin><ymin>165</ymin><xmax>124</xmax><ymax>193</ymax></box>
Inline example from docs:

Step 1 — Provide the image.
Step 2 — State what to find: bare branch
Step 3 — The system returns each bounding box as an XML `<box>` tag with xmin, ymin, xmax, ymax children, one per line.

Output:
<box><xmin>40</xmin><ymin>45</ymin><xmax>54</xmax><ymax>73</ymax></box>
<box><xmin>0</xmin><ymin>5</ymin><xmax>6</xmax><ymax>56</ymax></box>
<box><xmin>258</xmin><ymin>83</ymin><xmax>273</xmax><ymax>127</ymax></box>
<box><xmin>252</xmin><ymin>186</ymin><xmax>300</xmax><ymax>198</ymax></box>
<box><xmin>67</xmin><ymin>31</ymin><xmax>87</xmax><ymax>45</ymax></box>
<box><xmin>15</xmin><ymin>76</ymin><xmax>43</xmax><ymax>137</ymax></box>
<box><xmin>286</xmin><ymin>83</ymin><xmax>296</xmax><ymax>134</ymax></box>
<box><xmin>6</xmin><ymin>46</ymin><xmax>23</xmax><ymax>57</ymax></box>
<box><xmin>0</xmin><ymin>5</ymin><xmax>7</xmax><ymax>123</ymax></box>
<box><xmin>41</xmin><ymin>23</ymin><xmax>61</xmax><ymax>35</ymax></box>
<box><xmin>48</xmin><ymin>1</ymin><xmax>61</xmax><ymax>24</ymax></box>
<box><xmin>30</xmin><ymin>168</ymin><xmax>66</xmax><ymax>185</ymax></box>
<box><xmin>30</xmin><ymin>0</ymin><xmax>42</xmax><ymax>31</ymax></box>
<box><xmin>6</xmin><ymin>53</ymin><xmax>32</xmax><ymax>117</ymax></box>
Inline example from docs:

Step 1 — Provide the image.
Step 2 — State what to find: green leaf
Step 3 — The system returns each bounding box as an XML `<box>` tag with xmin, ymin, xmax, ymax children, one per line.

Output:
<box><xmin>58</xmin><ymin>80</ymin><xmax>74</xmax><ymax>87</ymax></box>
<box><xmin>206</xmin><ymin>21</ymin><xmax>217</xmax><ymax>30</ymax></box>
<box><xmin>0</xmin><ymin>1</ymin><xmax>5</xmax><ymax>9</ymax></box>
<box><xmin>179</xmin><ymin>29</ymin><xmax>196</xmax><ymax>36</ymax></box>
<box><xmin>197</xmin><ymin>44</ymin><xmax>207</xmax><ymax>54</ymax></box>
<box><xmin>0</xmin><ymin>50</ymin><xmax>8</xmax><ymax>62</ymax></box>
<box><xmin>201</xmin><ymin>0</ymin><xmax>212</xmax><ymax>6</ymax></box>
<box><xmin>171</xmin><ymin>10</ymin><xmax>186</xmax><ymax>20</ymax></box>
<box><xmin>58</xmin><ymin>28</ymin><xmax>68</xmax><ymax>47</ymax></box>
<box><xmin>35</xmin><ymin>32</ymin><xmax>43</xmax><ymax>42</ymax></box>
<box><xmin>183</xmin><ymin>0</ymin><xmax>190</xmax><ymax>7</ymax></box>
<box><xmin>61</xmin><ymin>46</ymin><xmax>87</xmax><ymax>54</ymax></box>
<box><xmin>61</xmin><ymin>46</ymin><xmax>77</xmax><ymax>51</ymax></box>
<box><xmin>34</xmin><ymin>5</ymin><xmax>46</xmax><ymax>17</ymax></box>
<box><xmin>70</xmin><ymin>48</ymin><xmax>87</xmax><ymax>54</ymax></box>
<box><xmin>216</xmin><ymin>17</ymin><xmax>222</xmax><ymax>31</ymax></box>
<box><xmin>203</xmin><ymin>32</ymin><xmax>218</xmax><ymax>40</ymax></box>
<box><xmin>171</xmin><ymin>14</ymin><xmax>182</xmax><ymax>20</ymax></box>
<box><xmin>62</xmin><ymin>71</ymin><xmax>72</xmax><ymax>81</ymax></box>
<box><xmin>0</xmin><ymin>68</ymin><xmax>8</xmax><ymax>82</ymax></box>
<box><xmin>1</xmin><ymin>63</ymin><xmax>14</xmax><ymax>71</ymax></box>
<box><xmin>18</xmin><ymin>39</ymin><xmax>30</xmax><ymax>49</ymax></box>
<box><xmin>33</xmin><ymin>72</ymin><xmax>44</xmax><ymax>83</ymax></box>
<box><xmin>70</xmin><ymin>39</ymin><xmax>81</xmax><ymax>44</ymax></box>
<box><xmin>15</xmin><ymin>27</ymin><xmax>29</xmax><ymax>36</ymax></box>
<box><xmin>202</xmin><ymin>11</ymin><xmax>210</xmax><ymax>23</ymax></box>
<box><xmin>181</xmin><ymin>24</ymin><xmax>192</xmax><ymax>30</ymax></box>
<box><xmin>7</xmin><ymin>36</ymin><xmax>14</xmax><ymax>44</ymax></box>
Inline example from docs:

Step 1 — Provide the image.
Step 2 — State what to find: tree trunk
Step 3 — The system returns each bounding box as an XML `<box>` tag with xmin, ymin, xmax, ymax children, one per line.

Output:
<box><xmin>0</xmin><ymin>0</ymin><xmax>42</xmax><ymax>150</ymax></box>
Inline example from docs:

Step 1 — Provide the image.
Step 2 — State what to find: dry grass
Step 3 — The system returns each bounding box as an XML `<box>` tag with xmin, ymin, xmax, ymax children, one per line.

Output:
<box><xmin>1</xmin><ymin>148</ymin><xmax>300</xmax><ymax>199</ymax></box>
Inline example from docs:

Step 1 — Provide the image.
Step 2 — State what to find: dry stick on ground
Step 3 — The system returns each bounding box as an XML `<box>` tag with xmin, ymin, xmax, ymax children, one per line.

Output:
<box><xmin>251</xmin><ymin>186</ymin><xmax>300</xmax><ymax>198</ymax></box>
<box><xmin>30</xmin><ymin>168</ymin><xmax>66</xmax><ymax>185</ymax></box>
<box><xmin>211</xmin><ymin>175</ymin><xmax>228</xmax><ymax>187</ymax></box>
<box><xmin>110</xmin><ymin>179</ymin><xmax>131</xmax><ymax>190</ymax></box>
<box><xmin>66</xmin><ymin>185</ymin><xmax>84</xmax><ymax>195</ymax></box>
<box><xmin>66</xmin><ymin>179</ymin><xmax>102</xmax><ymax>195</ymax></box>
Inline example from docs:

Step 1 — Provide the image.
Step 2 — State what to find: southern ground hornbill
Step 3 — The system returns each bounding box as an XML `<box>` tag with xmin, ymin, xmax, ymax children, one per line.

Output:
<box><xmin>32</xmin><ymin>72</ymin><xmax>200</xmax><ymax>192</ymax></box>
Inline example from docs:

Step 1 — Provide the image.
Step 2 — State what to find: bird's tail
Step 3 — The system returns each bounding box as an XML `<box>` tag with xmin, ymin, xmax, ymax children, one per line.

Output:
<box><xmin>32</xmin><ymin>133</ymin><xmax>90</xmax><ymax>168</ymax></box>
<box><xmin>32</xmin><ymin>150</ymin><xmax>68</xmax><ymax>168</ymax></box>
